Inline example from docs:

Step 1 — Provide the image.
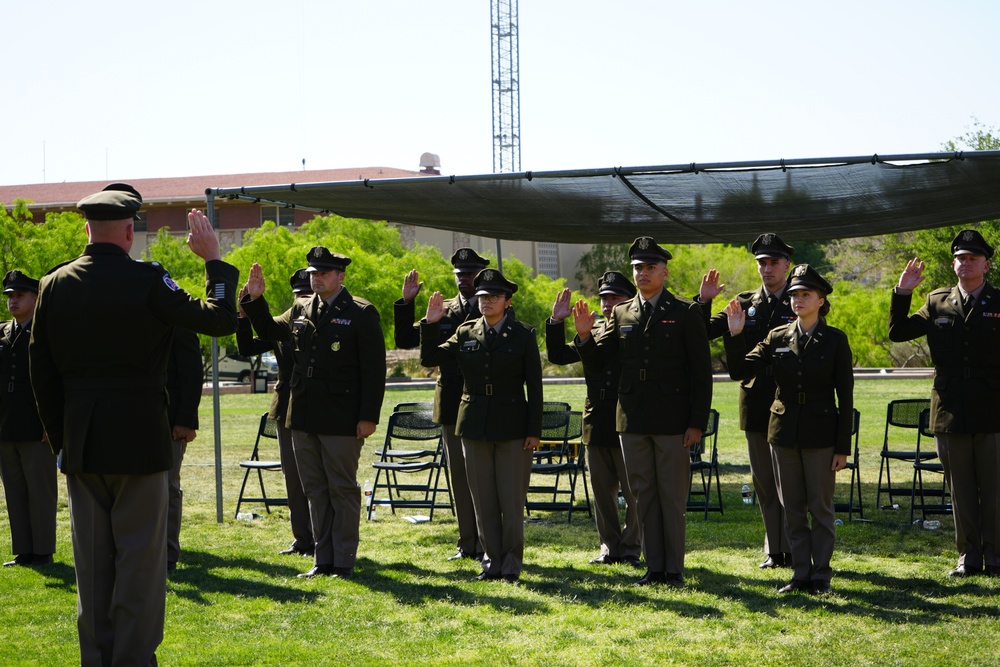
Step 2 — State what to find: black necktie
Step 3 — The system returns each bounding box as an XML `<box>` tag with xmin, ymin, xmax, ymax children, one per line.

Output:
<box><xmin>486</xmin><ymin>327</ymin><xmax>497</xmax><ymax>346</ymax></box>
<box><xmin>963</xmin><ymin>293</ymin><xmax>974</xmax><ymax>314</ymax></box>
<box><xmin>642</xmin><ymin>301</ymin><xmax>653</xmax><ymax>323</ymax></box>
<box><xmin>799</xmin><ymin>334</ymin><xmax>809</xmax><ymax>350</ymax></box>
<box><xmin>12</xmin><ymin>324</ymin><xmax>19</xmax><ymax>339</ymax></box>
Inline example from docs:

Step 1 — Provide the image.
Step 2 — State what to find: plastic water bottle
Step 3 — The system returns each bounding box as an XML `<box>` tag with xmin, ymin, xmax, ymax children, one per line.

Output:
<box><xmin>834</xmin><ymin>519</ymin><xmax>844</xmax><ymax>526</ymax></box>
<box><xmin>923</xmin><ymin>520</ymin><xmax>941</xmax><ymax>530</ymax></box>
<box><xmin>741</xmin><ymin>483</ymin><xmax>753</xmax><ymax>505</ymax></box>
<box><xmin>363</xmin><ymin>479</ymin><xmax>375</xmax><ymax>520</ymax></box>
<box><xmin>236</xmin><ymin>512</ymin><xmax>255</xmax><ymax>521</ymax></box>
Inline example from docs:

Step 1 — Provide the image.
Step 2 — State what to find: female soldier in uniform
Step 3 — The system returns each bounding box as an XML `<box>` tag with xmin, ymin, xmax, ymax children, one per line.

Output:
<box><xmin>420</xmin><ymin>269</ymin><xmax>542</xmax><ymax>583</ymax></box>
<box><xmin>723</xmin><ymin>264</ymin><xmax>854</xmax><ymax>595</ymax></box>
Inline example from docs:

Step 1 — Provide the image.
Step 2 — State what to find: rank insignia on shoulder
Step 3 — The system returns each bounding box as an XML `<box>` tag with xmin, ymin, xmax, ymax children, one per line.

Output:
<box><xmin>331</xmin><ymin>341</ymin><xmax>341</xmax><ymax>351</ymax></box>
<box><xmin>163</xmin><ymin>273</ymin><xmax>180</xmax><ymax>292</ymax></box>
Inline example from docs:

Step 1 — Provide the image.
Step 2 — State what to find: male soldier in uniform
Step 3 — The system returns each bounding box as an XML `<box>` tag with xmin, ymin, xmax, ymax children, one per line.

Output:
<box><xmin>0</xmin><ymin>270</ymin><xmax>56</xmax><ymax>568</ymax></box>
<box><xmin>165</xmin><ymin>328</ymin><xmax>204</xmax><ymax>574</ymax></box>
<box><xmin>394</xmin><ymin>248</ymin><xmax>489</xmax><ymax>562</ymax></box>
<box><xmin>546</xmin><ymin>272</ymin><xmax>642</xmax><ymax>568</ymax></box>
<box><xmin>242</xmin><ymin>248</ymin><xmax>386</xmax><ymax>578</ymax></box>
<box><xmin>237</xmin><ymin>268</ymin><xmax>315</xmax><ymax>557</ymax></box>
<box><xmin>574</xmin><ymin>237</ymin><xmax>712</xmax><ymax>586</ymax></box>
<box><xmin>700</xmin><ymin>233</ymin><xmax>794</xmax><ymax>568</ymax></box>
<box><xmin>29</xmin><ymin>184</ymin><xmax>239</xmax><ymax>666</ymax></box>
<box><xmin>889</xmin><ymin>229</ymin><xmax>1000</xmax><ymax>578</ymax></box>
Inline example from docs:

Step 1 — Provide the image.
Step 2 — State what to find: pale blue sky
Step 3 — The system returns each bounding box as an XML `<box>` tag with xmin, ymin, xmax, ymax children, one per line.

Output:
<box><xmin>3</xmin><ymin>0</ymin><xmax>997</xmax><ymax>186</ymax></box>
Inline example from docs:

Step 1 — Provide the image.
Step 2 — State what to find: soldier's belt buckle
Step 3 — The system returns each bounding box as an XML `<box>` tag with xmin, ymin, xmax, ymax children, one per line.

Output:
<box><xmin>485</xmin><ymin>384</ymin><xmax>493</xmax><ymax>396</ymax></box>
<box><xmin>639</xmin><ymin>369</ymin><xmax>646</xmax><ymax>381</ymax></box>
<box><xmin>307</xmin><ymin>367</ymin><xmax>314</xmax><ymax>378</ymax></box>
<box><xmin>7</xmin><ymin>383</ymin><xmax>13</xmax><ymax>393</ymax></box>
<box><xmin>599</xmin><ymin>389</ymin><xmax>606</xmax><ymax>400</ymax></box>
<box><xmin>797</xmin><ymin>392</ymin><xmax>807</xmax><ymax>404</ymax></box>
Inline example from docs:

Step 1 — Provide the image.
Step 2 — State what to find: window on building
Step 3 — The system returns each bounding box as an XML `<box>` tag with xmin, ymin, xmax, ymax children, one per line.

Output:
<box><xmin>536</xmin><ymin>242</ymin><xmax>560</xmax><ymax>279</ymax></box>
<box><xmin>133</xmin><ymin>212</ymin><xmax>147</xmax><ymax>232</ymax></box>
<box><xmin>260</xmin><ymin>205</ymin><xmax>296</xmax><ymax>227</ymax></box>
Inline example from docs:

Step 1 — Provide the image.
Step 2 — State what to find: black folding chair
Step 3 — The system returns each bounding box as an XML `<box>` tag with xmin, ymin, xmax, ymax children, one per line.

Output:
<box><xmin>910</xmin><ymin>408</ymin><xmax>951</xmax><ymax>523</ymax></box>
<box><xmin>234</xmin><ymin>413</ymin><xmax>286</xmax><ymax>517</ymax></box>
<box><xmin>834</xmin><ymin>409</ymin><xmax>864</xmax><ymax>521</ymax></box>
<box><xmin>369</xmin><ymin>409</ymin><xmax>452</xmax><ymax>520</ymax></box>
<box><xmin>687</xmin><ymin>409</ymin><xmax>722</xmax><ymax>519</ymax></box>
<box><xmin>875</xmin><ymin>398</ymin><xmax>932</xmax><ymax>508</ymax></box>
<box><xmin>525</xmin><ymin>410</ymin><xmax>591</xmax><ymax>522</ymax></box>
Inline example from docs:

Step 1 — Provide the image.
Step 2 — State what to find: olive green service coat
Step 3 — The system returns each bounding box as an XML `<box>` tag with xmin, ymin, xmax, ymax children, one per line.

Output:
<box><xmin>420</xmin><ymin>315</ymin><xmax>542</xmax><ymax>441</ymax></box>
<box><xmin>243</xmin><ymin>289</ymin><xmax>386</xmax><ymax>436</ymax></box>
<box><xmin>725</xmin><ymin>319</ymin><xmax>855</xmax><ymax>455</ymax></box>
<box><xmin>29</xmin><ymin>244</ymin><xmax>239</xmax><ymax>474</ymax></box>
<box><xmin>707</xmin><ymin>287</ymin><xmax>796</xmax><ymax>432</ymax></box>
<box><xmin>577</xmin><ymin>290</ymin><xmax>713</xmax><ymax>436</ymax></box>
<box><xmin>889</xmin><ymin>283</ymin><xmax>1000</xmax><ymax>434</ymax></box>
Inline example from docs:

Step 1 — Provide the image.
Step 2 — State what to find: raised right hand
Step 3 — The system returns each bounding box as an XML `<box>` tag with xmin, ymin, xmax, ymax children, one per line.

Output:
<box><xmin>572</xmin><ymin>299</ymin><xmax>596</xmax><ymax>340</ymax></box>
<box><xmin>247</xmin><ymin>263</ymin><xmax>266</xmax><ymax>299</ymax></box>
<box><xmin>724</xmin><ymin>299</ymin><xmax>745</xmax><ymax>335</ymax></box>
<box><xmin>551</xmin><ymin>288</ymin><xmax>572</xmax><ymax>322</ymax></box>
<box><xmin>425</xmin><ymin>291</ymin><xmax>445</xmax><ymax>323</ymax></box>
<box><xmin>402</xmin><ymin>269</ymin><xmax>423</xmax><ymax>304</ymax></box>
<box><xmin>898</xmin><ymin>258</ymin><xmax>925</xmax><ymax>291</ymax></box>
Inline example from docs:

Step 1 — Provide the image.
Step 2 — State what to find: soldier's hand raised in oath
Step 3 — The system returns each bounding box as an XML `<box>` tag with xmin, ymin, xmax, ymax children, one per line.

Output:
<box><xmin>186</xmin><ymin>209</ymin><xmax>222</xmax><ymax>262</ymax></box>
<box><xmin>402</xmin><ymin>269</ymin><xmax>423</xmax><ymax>304</ymax></box>
<box><xmin>572</xmin><ymin>299</ymin><xmax>596</xmax><ymax>342</ymax></box>
<box><xmin>897</xmin><ymin>258</ymin><xmax>925</xmax><ymax>292</ymax></box>
<box><xmin>551</xmin><ymin>288</ymin><xmax>572</xmax><ymax>322</ymax></box>
<box><xmin>246</xmin><ymin>263</ymin><xmax>266</xmax><ymax>299</ymax></box>
<box><xmin>425</xmin><ymin>291</ymin><xmax>445</xmax><ymax>324</ymax></box>
<box><xmin>725</xmin><ymin>299</ymin><xmax>745</xmax><ymax>335</ymax></box>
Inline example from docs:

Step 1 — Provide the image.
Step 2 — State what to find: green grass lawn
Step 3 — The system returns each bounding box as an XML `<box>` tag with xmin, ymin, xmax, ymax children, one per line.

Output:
<box><xmin>2</xmin><ymin>376</ymin><xmax>998</xmax><ymax>666</ymax></box>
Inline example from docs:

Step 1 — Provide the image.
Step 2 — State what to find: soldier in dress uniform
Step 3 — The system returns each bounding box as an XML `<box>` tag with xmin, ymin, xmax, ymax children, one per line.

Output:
<box><xmin>724</xmin><ymin>264</ymin><xmax>853</xmax><ymax>595</ymax></box>
<box><xmin>574</xmin><ymin>237</ymin><xmax>713</xmax><ymax>587</ymax></box>
<box><xmin>242</xmin><ymin>247</ymin><xmax>386</xmax><ymax>578</ymax></box>
<box><xmin>0</xmin><ymin>270</ymin><xmax>56</xmax><ymax>568</ymax></box>
<box><xmin>888</xmin><ymin>229</ymin><xmax>1000</xmax><ymax>578</ymax></box>
<box><xmin>237</xmin><ymin>268</ymin><xmax>315</xmax><ymax>557</ymax></box>
<box><xmin>700</xmin><ymin>233</ymin><xmax>795</xmax><ymax>569</ymax></box>
<box><xmin>29</xmin><ymin>183</ymin><xmax>239</xmax><ymax>666</ymax></box>
<box><xmin>165</xmin><ymin>327</ymin><xmax>204</xmax><ymax>574</ymax></box>
<box><xmin>420</xmin><ymin>268</ymin><xmax>542</xmax><ymax>582</ymax></box>
<box><xmin>546</xmin><ymin>272</ymin><xmax>642</xmax><ymax>568</ymax></box>
<box><xmin>394</xmin><ymin>248</ymin><xmax>489</xmax><ymax>562</ymax></box>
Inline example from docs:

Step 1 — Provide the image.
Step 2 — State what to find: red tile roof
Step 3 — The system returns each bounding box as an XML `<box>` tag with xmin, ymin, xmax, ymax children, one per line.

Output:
<box><xmin>0</xmin><ymin>167</ymin><xmax>421</xmax><ymax>208</ymax></box>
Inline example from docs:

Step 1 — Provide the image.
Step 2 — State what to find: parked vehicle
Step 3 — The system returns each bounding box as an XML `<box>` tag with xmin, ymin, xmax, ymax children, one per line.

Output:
<box><xmin>213</xmin><ymin>350</ymin><xmax>279</xmax><ymax>383</ymax></box>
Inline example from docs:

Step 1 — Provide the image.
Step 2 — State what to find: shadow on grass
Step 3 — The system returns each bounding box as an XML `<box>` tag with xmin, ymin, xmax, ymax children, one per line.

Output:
<box><xmin>168</xmin><ymin>549</ymin><xmax>322</xmax><ymax>605</ymax></box>
<box><xmin>37</xmin><ymin>561</ymin><xmax>77</xmax><ymax>592</ymax></box>
<box><xmin>697</xmin><ymin>565</ymin><xmax>1000</xmax><ymax>622</ymax></box>
<box><xmin>348</xmin><ymin>557</ymin><xmax>550</xmax><ymax>615</ymax></box>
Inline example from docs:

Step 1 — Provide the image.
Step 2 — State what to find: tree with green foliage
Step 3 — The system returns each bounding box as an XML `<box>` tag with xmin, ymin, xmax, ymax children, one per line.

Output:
<box><xmin>0</xmin><ymin>201</ymin><xmax>88</xmax><ymax>319</ymax></box>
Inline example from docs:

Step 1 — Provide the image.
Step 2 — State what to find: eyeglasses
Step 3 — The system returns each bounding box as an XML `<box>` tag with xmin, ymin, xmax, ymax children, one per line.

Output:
<box><xmin>479</xmin><ymin>294</ymin><xmax>505</xmax><ymax>303</ymax></box>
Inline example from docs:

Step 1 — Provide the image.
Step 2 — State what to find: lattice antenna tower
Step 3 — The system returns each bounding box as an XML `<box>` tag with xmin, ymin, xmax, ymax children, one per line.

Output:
<box><xmin>490</xmin><ymin>0</ymin><xmax>520</xmax><ymax>174</ymax></box>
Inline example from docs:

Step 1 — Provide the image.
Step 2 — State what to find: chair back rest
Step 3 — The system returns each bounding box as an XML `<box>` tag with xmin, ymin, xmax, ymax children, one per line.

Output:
<box><xmin>916</xmin><ymin>408</ymin><xmax>934</xmax><ymax>453</ymax></box>
<box><xmin>386</xmin><ymin>410</ymin><xmax>442</xmax><ymax>443</ymax></box>
<box><xmin>249</xmin><ymin>413</ymin><xmax>279</xmax><ymax>461</ymax></box>
<box><xmin>884</xmin><ymin>398</ymin><xmax>930</xmax><ymax>448</ymax></box>
<box><xmin>539</xmin><ymin>409</ymin><xmax>571</xmax><ymax>441</ymax></box>
<box><xmin>543</xmin><ymin>401</ymin><xmax>572</xmax><ymax>412</ymax></box>
<box><xmin>394</xmin><ymin>401</ymin><xmax>434</xmax><ymax>414</ymax></box>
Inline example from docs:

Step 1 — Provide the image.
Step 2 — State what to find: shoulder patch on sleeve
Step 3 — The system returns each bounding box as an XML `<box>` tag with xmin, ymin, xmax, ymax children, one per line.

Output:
<box><xmin>163</xmin><ymin>273</ymin><xmax>180</xmax><ymax>292</ymax></box>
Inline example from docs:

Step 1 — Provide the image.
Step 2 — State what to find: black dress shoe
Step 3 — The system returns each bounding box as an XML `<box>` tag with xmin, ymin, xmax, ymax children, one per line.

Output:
<box><xmin>298</xmin><ymin>564</ymin><xmax>335</xmax><ymax>578</ymax></box>
<box><xmin>778</xmin><ymin>580</ymin><xmax>812</xmax><ymax>594</ymax></box>
<box><xmin>759</xmin><ymin>554</ymin><xmax>784</xmax><ymax>569</ymax></box>
<box><xmin>166</xmin><ymin>561</ymin><xmax>177</xmax><ymax>574</ymax></box>
<box><xmin>621</xmin><ymin>555</ymin><xmax>644</xmax><ymax>569</ymax></box>
<box><xmin>589</xmin><ymin>554</ymin><xmax>620</xmax><ymax>565</ymax></box>
<box><xmin>331</xmin><ymin>567</ymin><xmax>353</xmax><ymax>578</ymax></box>
<box><xmin>948</xmin><ymin>564</ymin><xmax>982</xmax><ymax>578</ymax></box>
<box><xmin>663</xmin><ymin>573</ymin><xmax>685</xmax><ymax>588</ymax></box>
<box><xmin>471</xmin><ymin>571</ymin><xmax>502</xmax><ymax>582</ymax></box>
<box><xmin>31</xmin><ymin>554</ymin><xmax>53</xmax><ymax>566</ymax></box>
<box><xmin>634</xmin><ymin>570</ymin><xmax>667</xmax><ymax>586</ymax></box>
<box><xmin>811</xmin><ymin>580</ymin><xmax>831</xmax><ymax>595</ymax></box>
<box><xmin>782</xmin><ymin>553</ymin><xmax>793</xmax><ymax>568</ymax></box>
<box><xmin>2</xmin><ymin>554</ymin><xmax>32</xmax><ymax>567</ymax></box>
<box><xmin>502</xmin><ymin>574</ymin><xmax>520</xmax><ymax>583</ymax></box>
<box><xmin>447</xmin><ymin>550</ymin><xmax>467</xmax><ymax>561</ymax></box>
